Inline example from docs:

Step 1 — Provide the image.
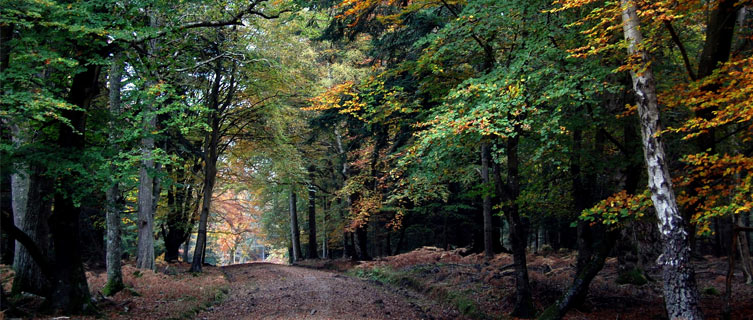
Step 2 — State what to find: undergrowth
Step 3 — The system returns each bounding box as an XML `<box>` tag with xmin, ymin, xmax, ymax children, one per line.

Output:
<box><xmin>349</xmin><ymin>265</ymin><xmax>486</xmax><ymax>319</ymax></box>
<box><xmin>168</xmin><ymin>286</ymin><xmax>229</xmax><ymax>320</ymax></box>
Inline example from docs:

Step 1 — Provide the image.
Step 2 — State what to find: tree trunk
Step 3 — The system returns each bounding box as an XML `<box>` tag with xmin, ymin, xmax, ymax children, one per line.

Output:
<box><xmin>394</xmin><ymin>223</ymin><xmax>406</xmax><ymax>255</ymax></box>
<box><xmin>104</xmin><ymin>52</ymin><xmax>125</xmax><ymax>296</ymax></box>
<box><xmin>505</xmin><ymin>135</ymin><xmax>535</xmax><ymax>318</ymax></box>
<box><xmin>538</xmin><ymin>231</ymin><xmax>618</xmax><ymax>320</ymax></box>
<box><xmin>181</xmin><ymin>240</ymin><xmax>189</xmax><ymax>262</ymax></box>
<box><xmin>189</xmin><ymin>60</ymin><xmax>226</xmax><ymax>273</ymax></box>
<box><xmin>685</xmin><ymin>0</ymin><xmax>740</xmax><ymax>248</ymax></box>
<box><xmin>343</xmin><ymin>230</ymin><xmax>354</xmax><ymax>258</ymax></box>
<box><xmin>136</xmin><ymin>117</ymin><xmax>156</xmax><ymax>270</ymax></box>
<box><xmin>164</xmin><ymin>179</ymin><xmax>179</xmax><ymax>262</ymax></box>
<box><xmin>48</xmin><ymin>64</ymin><xmax>99</xmax><ymax>314</ymax></box>
<box><xmin>11</xmin><ymin>167</ymin><xmax>52</xmax><ymax>297</ymax></box>
<box><xmin>735</xmin><ymin>215</ymin><xmax>753</xmax><ymax>284</ymax></box>
<box><xmin>165</xmin><ymin>165</ymin><xmax>194</xmax><ymax>262</ymax></box>
<box><xmin>621</xmin><ymin>2</ymin><xmax>703</xmax><ymax>318</ymax></box>
<box><xmin>136</xmin><ymin>14</ymin><xmax>160</xmax><ymax>271</ymax></box>
<box><xmin>10</xmin><ymin>129</ymin><xmax>29</xmax><ymax>249</ymax></box>
<box><xmin>746</xmin><ymin>210</ymin><xmax>752</xmax><ymax>256</ymax></box>
<box><xmin>385</xmin><ymin>229</ymin><xmax>392</xmax><ymax>256</ymax></box>
<box><xmin>354</xmin><ymin>224</ymin><xmax>371</xmax><ymax>261</ymax></box>
<box><xmin>0</xmin><ymin>20</ymin><xmax>14</xmax><ymax>267</ymax></box>
<box><xmin>189</xmin><ymin>138</ymin><xmax>218</xmax><ymax>272</ymax></box>
<box><xmin>10</xmin><ymin>120</ymin><xmax>51</xmax><ymax>296</ymax></box>
<box><xmin>307</xmin><ymin>166</ymin><xmax>319</xmax><ymax>259</ymax></box>
<box><xmin>571</xmin><ymin>128</ymin><xmax>597</xmax><ymax>308</ymax></box>
<box><xmin>9</xmin><ymin>60</ymin><xmax>52</xmax><ymax>296</ymax></box>
<box><xmin>698</xmin><ymin>0</ymin><xmax>738</xmax><ymax>80</ymax></box>
<box><xmin>289</xmin><ymin>190</ymin><xmax>303</xmax><ymax>262</ymax></box>
<box><xmin>481</xmin><ymin>141</ymin><xmax>494</xmax><ymax>259</ymax></box>
<box><xmin>322</xmin><ymin>199</ymin><xmax>329</xmax><ymax>258</ymax></box>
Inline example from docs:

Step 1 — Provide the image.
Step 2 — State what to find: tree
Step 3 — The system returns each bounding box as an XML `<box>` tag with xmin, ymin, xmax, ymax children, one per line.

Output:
<box><xmin>307</xmin><ymin>165</ymin><xmax>320</xmax><ymax>259</ymax></box>
<box><xmin>1</xmin><ymin>0</ymin><xmax>297</xmax><ymax>311</ymax></box>
<box><xmin>619</xmin><ymin>1</ymin><xmax>702</xmax><ymax>318</ymax></box>
<box><xmin>135</xmin><ymin>11</ymin><xmax>160</xmax><ymax>271</ymax></box>
<box><xmin>290</xmin><ymin>189</ymin><xmax>304</xmax><ymax>261</ymax></box>
<box><xmin>103</xmin><ymin>52</ymin><xmax>125</xmax><ymax>296</ymax></box>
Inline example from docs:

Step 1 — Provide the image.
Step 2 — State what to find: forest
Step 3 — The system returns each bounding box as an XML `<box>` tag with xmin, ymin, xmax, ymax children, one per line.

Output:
<box><xmin>1</xmin><ymin>0</ymin><xmax>752</xmax><ymax>319</ymax></box>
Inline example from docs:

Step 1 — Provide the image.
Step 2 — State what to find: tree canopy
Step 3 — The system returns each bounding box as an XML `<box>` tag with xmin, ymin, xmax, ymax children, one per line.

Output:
<box><xmin>1</xmin><ymin>0</ymin><xmax>752</xmax><ymax>319</ymax></box>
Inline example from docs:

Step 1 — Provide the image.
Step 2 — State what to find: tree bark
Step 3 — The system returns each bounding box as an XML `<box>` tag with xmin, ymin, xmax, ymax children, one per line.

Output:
<box><xmin>338</xmin><ymin>198</ymin><xmax>354</xmax><ymax>259</ymax></box>
<box><xmin>322</xmin><ymin>199</ymin><xmax>328</xmax><ymax>259</ymax></box>
<box><xmin>697</xmin><ymin>0</ymin><xmax>739</xmax><ymax>80</ymax></box>
<box><xmin>10</xmin><ymin>129</ymin><xmax>29</xmax><ymax>248</ymax></box>
<box><xmin>481</xmin><ymin>141</ymin><xmax>494</xmax><ymax>259</ymax></box>
<box><xmin>685</xmin><ymin>0</ymin><xmax>740</xmax><ymax>244</ymax></box>
<box><xmin>8</xmin><ymin>36</ymin><xmax>52</xmax><ymax>295</ymax></box>
<box><xmin>354</xmin><ymin>224</ymin><xmax>371</xmax><ymax>261</ymax></box>
<box><xmin>505</xmin><ymin>135</ymin><xmax>535</xmax><ymax>318</ymax></box>
<box><xmin>182</xmin><ymin>239</ymin><xmax>191</xmax><ymax>262</ymax></box>
<box><xmin>190</xmin><ymin>61</ymin><xmax>224</xmax><ymax>273</ymax></box>
<box><xmin>190</xmin><ymin>152</ymin><xmax>216</xmax><ymax>272</ymax></box>
<box><xmin>136</xmin><ymin>110</ymin><xmax>156</xmax><ymax>270</ymax></box>
<box><xmin>538</xmin><ymin>231</ymin><xmax>618</xmax><ymax>320</ymax></box>
<box><xmin>104</xmin><ymin>52</ymin><xmax>125</xmax><ymax>296</ymax></box>
<box><xmin>571</xmin><ymin>128</ymin><xmax>601</xmax><ymax>308</ymax></box>
<box><xmin>136</xmin><ymin>13</ymin><xmax>160</xmax><ymax>271</ymax></box>
<box><xmin>735</xmin><ymin>215</ymin><xmax>753</xmax><ymax>284</ymax></box>
<box><xmin>10</xmin><ymin>167</ymin><xmax>52</xmax><ymax>297</ymax></box>
<box><xmin>165</xmin><ymin>164</ymin><xmax>195</xmax><ymax>262</ymax></box>
<box><xmin>289</xmin><ymin>190</ymin><xmax>303</xmax><ymax>262</ymax></box>
<box><xmin>0</xmin><ymin>17</ymin><xmax>15</xmax><ymax>267</ymax></box>
<box><xmin>620</xmin><ymin>2</ymin><xmax>703</xmax><ymax>319</ymax></box>
<box><xmin>307</xmin><ymin>166</ymin><xmax>319</xmax><ymax>259</ymax></box>
<box><xmin>571</xmin><ymin>128</ymin><xmax>591</xmax><ymax>272</ymax></box>
<box><xmin>47</xmin><ymin>64</ymin><xmax>100</xmax><ymax>314</ymax></box>
<box><xmin>0</xmin><ymin>212</ymin><xmax>54</xmax><ymax>280</ymax></box>
<box><xmin>334</xmin><ymin>128</ymin><xmax>355</xmax><ymax>259</ymax></box>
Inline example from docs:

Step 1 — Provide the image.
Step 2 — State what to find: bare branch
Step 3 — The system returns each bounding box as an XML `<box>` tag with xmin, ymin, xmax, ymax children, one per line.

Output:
<box><xmin>131</xmin><ymin>1</ymin><xmax>292</xmax><ymax>43</ymax></box>
<box><xmin>174</xmin><ymin>54</ymin><xmax>230</xmax><ymax>72</ymax></box>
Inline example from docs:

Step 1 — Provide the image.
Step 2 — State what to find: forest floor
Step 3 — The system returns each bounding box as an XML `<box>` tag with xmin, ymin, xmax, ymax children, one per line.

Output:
<box><xmin>335</xmin><ymin>246</ymin><xmax>753</xmax><ymax>320</ymax></box>
<box><xmin>2</xmin><ymin>249</ymin><xmax>753</xmax><ymax>319</ymax></box>
<box><xmin>0</xmin><ymin>260</ymin><xmax>458</xmax><ymax>319</ymax></box>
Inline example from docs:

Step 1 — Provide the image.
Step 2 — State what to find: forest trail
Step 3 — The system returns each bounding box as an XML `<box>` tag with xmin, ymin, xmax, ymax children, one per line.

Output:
<box><xmin>196</xmin><ymin>263</ymin><xmax>452</xmax><ymax>320</ymax></box>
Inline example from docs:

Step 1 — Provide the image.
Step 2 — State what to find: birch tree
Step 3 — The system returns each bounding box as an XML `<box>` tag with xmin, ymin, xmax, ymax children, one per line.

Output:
<box><xmin>620</xmin><ymin>1</ymin><xmax>703</xmax><ymax>318</ymax></box>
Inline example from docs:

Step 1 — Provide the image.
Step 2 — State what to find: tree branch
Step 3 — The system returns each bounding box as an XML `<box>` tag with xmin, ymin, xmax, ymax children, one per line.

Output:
<box><xmin>132</xmin><ymin>1</ymin><xmax>292</xmax><ymax>43</ymax></box>
<box><xmin>599</xmin><ymin>128</ymin><xmax>628</xmax><ymax>156</ymax></box>
<box><xmin>1</xmin><ymin>210</ymin><xmax>54</xmax><ymax>280</ymax></box>
<box><xmin>663</xmin><ymin>21</ymin><xmax>697</xmax><ymax>81</ymax></box>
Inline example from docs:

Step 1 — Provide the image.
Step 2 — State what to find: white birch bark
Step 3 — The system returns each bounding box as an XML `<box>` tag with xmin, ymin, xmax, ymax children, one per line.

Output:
<box><xmin>620</xmin><ymin>1</ymin><xmax>703</xmax><ymax>318</ymax></box>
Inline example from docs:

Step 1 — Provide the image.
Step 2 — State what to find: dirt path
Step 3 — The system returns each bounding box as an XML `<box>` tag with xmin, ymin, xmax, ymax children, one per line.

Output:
<box><xmin>197</xmin><ymin>263</ymin><xmax>456</xmax><ymax>320</ymax></box>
